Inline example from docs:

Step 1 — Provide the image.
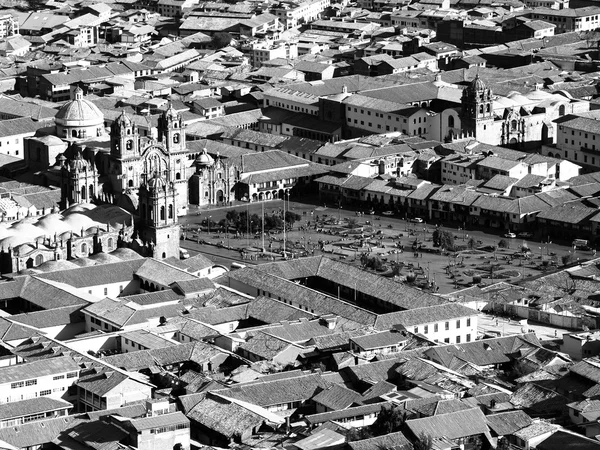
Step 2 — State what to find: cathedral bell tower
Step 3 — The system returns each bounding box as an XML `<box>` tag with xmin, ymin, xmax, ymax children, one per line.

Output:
<box><xmin>461</xmin><ymin>75</ymin><xmax>493</xmax><ymax>138</ymax></box>
<box><xmin>138</xmin><ymin>172</ymin><xmax>180</xmax><ymax>259</ymax></box>
<box><xmin>157</xmin><ymin>104</ymin><xmax>186</xmax><ymax>154</ymax></box>
<box><xmin>61</xmin><ymin>148</ymin><xmax>98</xmax><ymax>209</ymax></box>
<box><xmin>111</xmin><ymin>111</ymin><xmax>139</xmax><ymax>159</ymax></box>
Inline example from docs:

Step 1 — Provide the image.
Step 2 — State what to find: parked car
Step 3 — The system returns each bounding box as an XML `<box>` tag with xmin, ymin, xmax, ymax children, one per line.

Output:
<box><xmin>518</xmin><ymin>232</ymin><xmax>533</xmax><ymax>238</ymax></box>
<box><xmin>382</xmin><ymin>211</ymin><xmax>394</xmax><ymax>216</ymax></box>
<box><xmin>410</xmin><ymin>218</ymin><xmax>424</xmax><ymax>223</ymax></box>
<box><xmin>504</xmin><ymin>232</ymin><xmax>516</xmax><ymax>238</ymax></box>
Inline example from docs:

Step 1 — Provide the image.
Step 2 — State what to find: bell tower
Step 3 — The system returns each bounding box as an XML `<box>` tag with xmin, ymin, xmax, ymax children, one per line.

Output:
<box><xmin>61</xmin><ymin>149</ymin><xmax>98</xmax><ymax>209</ymax></box>
<box><xmin>157</xmin><ymin>105</ymin><xmax>186</xmax><ymax>154</ymax></box>
<box><xmin>111</xmin><ymin>111</ymin><xmax>139</xmax><ymax>160</ymax></box>
<box><xmin>138</xmin><ymin>173</ymin><xmax>180</xmax><ymax>259</ymax></box>
<box><xmin>461</xmin><ymin>75</ymin><xmax>493</xmax><ymax>138</ymax></box>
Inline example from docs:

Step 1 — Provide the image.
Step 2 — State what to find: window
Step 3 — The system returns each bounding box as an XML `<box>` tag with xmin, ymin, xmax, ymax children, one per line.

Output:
<box><xmin>53</xmin><ymin>375</ymin><xmax>65</xmax><ymax>381</ymax></box>
<box><xmin>424</xmin><ymin>325</ymin><xmax>428</xmax><ymax>334</ymax></box>
<box><xmin>66</xmin><ymin>372</ymin><xmax>78</xmax><ymax>379</ymax></box>
<box><xmin>434</xmin><ymin>323</ymin><xmax>438</xmax><ymax>332</ymax></box>
<box><xmin>466</xmin><ymin>318</ymin><xmax>471</xmax><ymax>326</ymax></box>
<box><xmin>11</xmin><ymin>381</ymin><xmax>24</xmax><ymax>389</ymax></box>
<box><xmin>456</xmin><ymin>336</ymin><xmax>461</xmax><ymax>343</ymax></box>
<box><xmin>414</xmin><ymin>327</ymin><xmax>418</xmax><ymax>333</ymax></box>
<box><xmin>444</xmin><ymin>338</ymin><xmax>450</xmax><ymax>343</ymax></box>
<box><xmin>466</xmin><ymin>334</ymin><xmax>471</xmax><ymax>342</ymax></box>
<box><xmin>456</xmin><ymin>320</ymin><xmax>460</xmax><ymax>329</ymax></box>
<box><xmin>25</xmin><ymin>379</ymin><xmax>37</xmax><ymax>386</ymax></box>
<box><xmin>39</xmin><ymin>390</ymin><xmax>51</xmax><ymax>396</ymax></box>
<box><xmin>104</xmin><ymin>288</ymin><xmax>108</xmax><ymax>295</ymax></box>
<box><xmin>445</xmin><ymin>321</ymin><xmax>449</xmax><ymax>330</ymax></box>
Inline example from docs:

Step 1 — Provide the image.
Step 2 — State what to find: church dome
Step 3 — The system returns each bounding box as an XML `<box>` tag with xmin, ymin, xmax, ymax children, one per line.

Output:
<box><xmin>115</xmin><ymin>110</ymin><xmax>132</xmax><ymax>128</ymax></box>
<box><xmin>195</xmin><ymin>148</ymin><xmax>214</xmax><ymax>167</ymax></box>
<box><xmin>69</xmin><ymin>151</ymin><xmax>91</xmax><ymax>172</ymax></box>
<box><xmin>55</xmin><ymin>87</ymin><xmax>104</xmax><ymax>127</ymax></box>
<box><xmin>468</xmin><ymin>75</ymin><xmax>487</xmax><ymax>93</ymax></box>
<box><xmin>162</xmin><ymin>104</ymin><xmax>179</xmax><ymax>121</ymax></box>
<box><xmin>147</xmin><ymin>173</ymin><xmax>167</xmax><ymax>193</ymax></box>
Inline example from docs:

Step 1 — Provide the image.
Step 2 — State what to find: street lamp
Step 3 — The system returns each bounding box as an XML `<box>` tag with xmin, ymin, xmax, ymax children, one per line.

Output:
<box><xmin>208</xmin><ymin>215</ymin><xmax>212</xmax><ymax>235</ymax></box>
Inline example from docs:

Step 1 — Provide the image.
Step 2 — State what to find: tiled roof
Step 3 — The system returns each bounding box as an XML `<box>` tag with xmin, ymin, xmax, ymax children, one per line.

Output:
<box><xmin>213</xmin><ymin>373</ymin><xmax>329</xmax><ymax>407</ymax></box>
<box><xmin>348</xmin><ymin>431</ymin><xmax>412</xmax><ymax>450</ymax></box>
<box><xmin>0</xmin><ymin>397</ymin><xmax>72</xmax><ymax>421</ymax></box>
<box><xmin>127</xmin><ymin>412</ymin><xmax>189</xmax><ymax>431</ymax></box>
<box><xmin>312</xmin><ymin>383</ymin><xmax>362</xmax><ymax>410</ymax></box>
<box><xmin>135</xmin><ymin>259</ymin><xmax>199</xmax><ymax>287</ymax></box>
<box><xmin>0</xmin><ymin>356</ymin><xmax>80</xmax><ymax>385</ymax></box>
<box><xmin>187</xmin><ymin>394</ymin><xmax>265</xmax><ymax>438</ymax></box>
<box><xmin>374</xmin><ymin>303</ymin><xmax>476</xmax><ymax>331</ymax></box>
<box><xmin>246</xmin><ymin>296</ymin><xmax>315</xmax><ymax>323</ymax></box>
<box><xmin>9</xmin><ymin>305</ymin><xmax>84</xmax><ymax>329</ymax></box>
<box><xmin>75</xmin><ymin>366</ymin><xmax>131</xmax><ymax>396</ymax></box>
<box><xmin>238</xmin><ymin>331</ymin><xmax>294</xmax><ymax>360</ymax></box>
<box><xmin>405</xmin><ymin>408</ymin><xmax>489</xmax><ymax>440</ymax></box>
<box><xmin>486</xmin><ymin>410</ymin><xmax>533</xmax><ymax>436</ymax></box>
<box><xmin>35</xmin><ymin>260</ymin><xmax>145</xmax><ymax>288</ymax></box>
<box><xmin>424</xmin><ymin>334</ymin><xmax>541</xmax><ymax>368</ymax></box>
<box><xmin>351</xmin><ymin>330</ymin><xmax>408</xmax><ymax>350</ymax></box>
<box><xmin>0</xmin><ymin>415</ymin><xmax>79</xmax><ymax>448</ymax></box>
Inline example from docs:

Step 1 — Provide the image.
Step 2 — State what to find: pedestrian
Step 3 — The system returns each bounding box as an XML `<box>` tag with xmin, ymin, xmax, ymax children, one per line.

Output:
<box><xmin>554</xmin><ymin>330</ymin><xmax>557</xmax><ymax>337</ymax></box>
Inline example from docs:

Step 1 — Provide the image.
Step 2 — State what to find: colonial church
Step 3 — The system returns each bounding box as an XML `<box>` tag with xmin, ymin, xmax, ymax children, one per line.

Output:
<box><xmin>448</xmin><ymin>75</ymin><xmax>590</xmax><ymax>147</ymax></box>
<box><xmin>52</xmin><ymin>87</ymin><xmax>238</xmax><ymax>259</ymax></box>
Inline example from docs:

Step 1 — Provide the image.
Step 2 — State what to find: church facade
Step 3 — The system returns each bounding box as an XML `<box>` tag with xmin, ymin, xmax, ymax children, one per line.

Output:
<box><xmin>448</xmin><ymin>75</ymin><xmax>590</xmax><ymax>148</ymax></box>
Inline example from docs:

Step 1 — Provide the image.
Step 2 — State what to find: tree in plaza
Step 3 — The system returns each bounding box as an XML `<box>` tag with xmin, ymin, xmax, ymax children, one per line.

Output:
<box><xmin>226</xmin><ymin>209</ymin><xmax>241</xmax><ymax>230</ymax></box>
<box><xmin>347</xmin><ymin>217</ymin><xmax>358</xmax><ymax>229</ymax></box>
<box><xmin>360</xmin><ymin>253</ymin><xmax>370</xmax><ymax>268</ymax></box>
<box><xmin>562</xmin><ymin>253</ymin><xmax>574</xmax><ymax>266</ymax></box>
<box><xmin>285</xmin><ymin>211</ymin><xmax>302</xmax><ymax>226</ymax></box>
<box><xmin>264</xmin><ymin>214</ymin><xmax>283</xmax><ymax>230</ymax></box>
<box><xmin>249</xmin><ymin>213</ymin><xmax>261</xmax><ymax>233</ymax></box>
<box><xmin>467</xmin><ymin>237</ymin><xmax>477</xmax><ymax>250</ymax></box>
<box><xmin>498</xmin><ymin>239</ymin><xmax>508</xmax><ymax>248</ymax></box>
<box><xmin>432</xmin><ymin>230</ymin><xmax>454</xmax><ymax>249</ymax></box>
<box><xmin>432</xmin><ymin>229</ymin><xmax>441</xmax><ymax>246</ymax></box>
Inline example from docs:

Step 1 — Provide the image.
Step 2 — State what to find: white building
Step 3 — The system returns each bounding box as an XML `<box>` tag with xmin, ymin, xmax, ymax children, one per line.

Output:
<box><xmin>271</xmin><ymin>0</ymin><xmax>331</xmax><ymax>29</ymax></box>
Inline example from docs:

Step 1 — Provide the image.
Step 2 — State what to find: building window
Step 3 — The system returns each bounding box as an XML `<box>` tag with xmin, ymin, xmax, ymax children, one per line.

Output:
<box><xmin>466</xmin><ymin>334</ymin><xmax>471</xmax><ymax>342</ymax></box>
<box><xmin>11</xmin><ymin>381</ymin><xmax>24</xmax><ymax>389</ymax></box>
<box><xmin>467</xmin><ymin>318</ymin><xmax>471</xmax><ymax>326</ymax></box>
<box><xmin>434</xmin><ymin>323</ymin><xmax>438</xmax><ymax>332</ymax></box>
<box><xmin>25</xmin><ymin>379</ymin><xmax>37</xmax><ymax>386</ymax></box>
<box><xmin>39</xmin><ymin>390</ymin><xmax>51</xmax><ymax>396</ymax></box>
<box><xmin>456</xmin><ymin>320</ymin><xmax>460</xmax><ymax>329</ymax></box>
<box><xmin>456</xmin><ymin>336</ymin><xmax>461</xmax><ymax>343</ymax></box>
<box><xmin>445</xmin><ymin>321</ymin><xmax>449</xmax><ymax>330</ymax></box>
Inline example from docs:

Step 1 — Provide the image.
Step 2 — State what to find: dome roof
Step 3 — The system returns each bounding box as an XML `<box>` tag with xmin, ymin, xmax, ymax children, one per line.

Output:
<box><xmin>69</xmin><ymin>151</ymin><xmax>91</xmax><ymax>171</ymax></box>
<box><xmin>55</xmin><ymin>87</ymin><xmax>104</xmax><ymax>127</ymax></box>
<box><xmin>468</xmin><ymin>75</ymin><xmax>487</xmax><ymax>93</ymax></box>
<box><xmin>114</xmin><ymin>110</ymin><xmax>132</xmax><ymax>128</ymax></box>
<box><xmin>147</xmin><ymin>173</ymin><xmax>167</xmax><ymax>192</ymax></box>
<box><xmin>195</xmin><ymin>148</ymin><xmax>214</xmax><ymax>167</ymax></box>
<box><xmin>162</xmin><ymin>104</ymin><xmax>179</xmax><ymax>121</ymax></box>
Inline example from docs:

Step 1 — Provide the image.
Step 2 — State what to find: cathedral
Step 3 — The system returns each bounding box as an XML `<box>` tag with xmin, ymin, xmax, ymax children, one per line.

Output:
<box><xmin>51</xmin><ymin>87</ymin><xmax>239</xmax><ymax>260</ymax></box>
<box><xmin>448</xmin><ymin>75</ymin><xmax>590</xmax><ymax>148</ymax></box>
